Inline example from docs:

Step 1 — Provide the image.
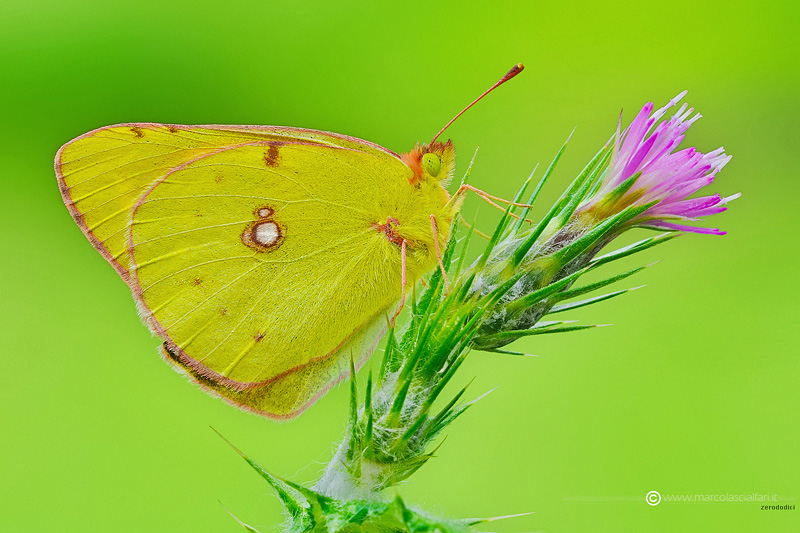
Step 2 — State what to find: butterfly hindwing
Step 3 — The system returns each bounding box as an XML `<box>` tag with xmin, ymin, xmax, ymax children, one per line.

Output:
<box><xmin>162</xmin><ymin>313</ymin><xmax>387</xmax><ymax>418</ymax></box>
<box><xmin>129</xmin><ymin>141</ymin><xmax>408</xmax><ymax>386</ymax></box>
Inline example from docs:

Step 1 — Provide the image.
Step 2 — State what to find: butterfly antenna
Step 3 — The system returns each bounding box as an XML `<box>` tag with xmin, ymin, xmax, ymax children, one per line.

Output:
<box><xmin>430</xmin><ymin>63</ymin><xmax>524</xmax><ymax>145</ymax></box>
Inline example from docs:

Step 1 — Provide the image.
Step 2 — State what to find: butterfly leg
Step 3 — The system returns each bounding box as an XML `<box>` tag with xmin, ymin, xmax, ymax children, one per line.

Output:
<box><xmin>446</xmin><ymin>184</ymin><xmax>535</xmax><ymax>225</ymax></box>
<box><xmin>391</xmin><ymin>239</ymin><xmax>408</xmax><ymax>326</ymax></box>
<box><xmin>458</xmin><ymin>217</ymin><xmax>490</xmax><ymax>240</ymax></box>
<box><xmin>429</xmin><ymin>214</ymin><xmax>450</xmax><ymax>294</ymax></box>
<box><xmin>461</xmin><ymin>184</ymin><xmax>534</xmax><ymax>208</ymax></box>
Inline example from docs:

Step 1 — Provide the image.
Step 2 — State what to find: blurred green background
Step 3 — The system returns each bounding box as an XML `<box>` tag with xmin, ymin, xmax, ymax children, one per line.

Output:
<box><xmin>1</xmin><ymin>1</ymin><xmax>797</xmax><ymax>531</ymax></box>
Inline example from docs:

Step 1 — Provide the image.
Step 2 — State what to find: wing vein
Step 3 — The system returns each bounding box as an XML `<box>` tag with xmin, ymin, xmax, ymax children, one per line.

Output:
<box><xmin>161</xmin><ymin>262</ymin><xmax>263</xmax><ymax>331</ymax></box>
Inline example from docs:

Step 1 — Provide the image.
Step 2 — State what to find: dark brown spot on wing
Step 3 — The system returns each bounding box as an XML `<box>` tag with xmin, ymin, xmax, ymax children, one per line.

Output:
<box><xmin>162</xmin><ymin>342</ymin><xmax>179</xmax><ymax>362</ymax></box>
<box><xmin>242</xmin><ymin>220</ymin><xmax>283</xmax><ymax>252</ymax></box>
<box><xmin>241</xmin><ymin>204</ymin><xmax>283</xmax><ymax>252</ymax></box>
<box><xmin>254</xmin><ymin>332</ymin><xmax>265</xmax><ymax>342</ymax></box>
<box><xmin>263</xmin><ymin>142</ymin><xmax>283</xmax><ymax>167</ymax></box>
<box><xmin>167</xmin><ymin>126</ymin><xmax>179</xmax><ymax>133</ymax></box>
<box><xmin>130</xmin><ymin>127</ymin><xmax>144</xmax><ymax>138</ymax></box>
<box><xmin>373</xmin><ymin>217</ymin><xmax>404</xmax><ymax>246</ymax></box>
<box><xmin>255</xmin><ymin>206</ymin><xmax>273</xmax><ymax>218</ymax></box>
<box><xmin>191</xmin><ymin>277</ymin><xmax>203</xmax><ymax>286</ymax></box>
<box><xmin>220</xmin><ymin>308</ymin><xmax>228</xmax><ymax>317</ymax></box>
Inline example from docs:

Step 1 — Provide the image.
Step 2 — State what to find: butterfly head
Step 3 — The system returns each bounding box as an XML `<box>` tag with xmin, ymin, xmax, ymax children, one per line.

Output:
<box><xmin>401</xmin><ymin>140</ymin><xmax>456</xmax><ymax>188</ymax></box>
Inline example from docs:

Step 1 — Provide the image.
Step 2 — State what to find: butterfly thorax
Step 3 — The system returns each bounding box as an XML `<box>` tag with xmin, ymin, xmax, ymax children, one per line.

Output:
<box><xmin>373</xmin><ymin>140</ymin><xmax>457</xmax><ymax>279</ymax></box>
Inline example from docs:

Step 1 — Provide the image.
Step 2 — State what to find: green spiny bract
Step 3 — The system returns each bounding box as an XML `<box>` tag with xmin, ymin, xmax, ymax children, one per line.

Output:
<box><xmin>220</xmin><ymin>431</ymin><xmax>475</xmax><ymax>533</ymax></box>
<box><xmin>315</xmin><ymin>216</ymin><xmax>496</xmax><ymax>499</ymax></box>
<box><xmin>469</xmin><ymin>138</ymin><xmax>672</xmax><ymax>351</ymax></box>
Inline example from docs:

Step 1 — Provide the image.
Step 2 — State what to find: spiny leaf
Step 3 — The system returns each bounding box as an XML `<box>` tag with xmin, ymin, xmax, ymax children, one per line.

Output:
<box><xmin>467</xmin><ymin>511</ymin><xmax>537</xmax><ymax>526</ymax></box>
<box><xmin>451</xmin><ymin>271</ymin><xmax>478</xmax><ymax>308</ymax></box>
<box><xmin>459</xmin><ymin>146</ymin><xmax>480</xmax><ymax>187</ymax></box>
<box><xmin>346</xmin><ymin>355</ymin><xmax>361</xmax><ymax>472</ymax></box>
<box><xmin>391</xmin><ymin>412</ymin><xmax>429</xmax><ymax>455</ymax></box>
<box><xmin>390</xmin><ymin>454</ymin><xmax>437</xmax><ymax>484</ymax></box>
<box><xmin>504</xmin><ymin>263</ymin><xmax>599</xmax><ymax>316</ymax></box>
<box><xmin>212</xmin><ymin>428</ymin><xmax>311</xmax><ymax>520</ymax></box>
<box><xmin>421</xmin><ymin>308</ymin><xmax>476</xmax><ymax>375</ymax></box>
<box><xmin>349</xmin><ymin>355</ymin><xmax>358</xmax><ymax>428</ymax></box>
<box><xmin>547</xmin><ymin>286</ymin><xmax>643</xmax><ymax>314</ymax></box>
<box><xmin>479</xmin><ymin>348</ymin><xmax>539</xmax><ymax>356</ymax></box>
<box><xmin>392</xmin><ymin>438</ymin><xmax>449</xmax><ymax>484</ymax></box>
<box><xmin>439</xmin><ymin>347</ymin><xmax>470</xmax><ymax>388</ymax></box>
<box><xmin>423</xmin><ymin>379</ymin><xmax>473</xmax><ymax>437</ymax></box>
<box><xmin>388</xmin><ymin>367</ymin><xmax>415</xmax><ymax>427</ymax></box>
<box><xmin>476</xmin><ymin>200</ymin><xmax>516</xmax><ymax>272</ymax></box>
<box><xmin>584</xmin><ymin>132</ymin><xmax>617</xmax><ymax>199</ymax></box>
<box><xmin>454</xmin><ymin>212</ymin><xmax>478</xmax><ymax>277</ymax></box>
<box><xmin>414</xmin><ymin>368</ymin><xmax>474</xmax><ymax>445</ymax></box>
<box><xmin>549</xmin><ymin>202</ymin><xmax>652</xmax><ymax>267</ymax></box>
<box><xmin>441</xmin><ymin>213</ymin><xmax>462</xmax><ymax>273</ymax></box>
<box><xmin>512</xmin><ymin>163</ymin><xmax>543</xmax><ymax>233</ymax></box>
<box><xmin>502</xmin><ymin>166</ymin><xmax>536</xmax><ymax>234</ymax></box>
<box><xmin>553</xmin><ymin>144</ymin><xmax>614</xmax><ymax>225</ymax></box>
<box><xmin>550</xmin><ymin>264</ymin><xmax>648</xmax><ymax>302</ymax></box>
<box><xmin>590</xmin><ymin>232</ymin><xmax>680</xmax><ymax>267</ymax></box>
<box><xmin>402</xmin><ymin>278</ymin><xmax>474</xmax><ymax>376</ymax></box>
<box><xmin>422</xmin><ymin>261</ymin><xmax>447</xmax><ymax>319</ymax></box>
<box><xmin>595</xmin><ymin>171</ymin><xmax>641</xmax><ymax>210</ymax></box>
<box><xmin>512</xmin><ymin>138</ymin><xmax>612</xmax><ymax>265</ymax></box>
<box><xmin>405</xmin><ymin>271</ymin><xmax>448</xmax><ymax>353</ymax></box>
<box><xmin>220</xmin><ymin>502</ymin><xmax>263</xmax><ymax>533</ymax></box>
<box><xmin>477</xmin><ymin>323</ymin><xmax>607</xmax><ymax>344</ymax></box>
<box><xmin>513</xmin><ymin>131</ymin><xmax>574</xmax><ymax>233</ymax></box>
<box><xmin>364</xmin><ymin>368</ymin><xmax>374</xmax><ymax>452</ymax></box>
<box><xmin>378</xmin><ymin>326</ymin><xmax>400</xmax><ymax>384</ymax></box>
<box><xmin>427</xmin><ymin>388</ymin><xmax>496</xmax><ymax>441</ymax></box>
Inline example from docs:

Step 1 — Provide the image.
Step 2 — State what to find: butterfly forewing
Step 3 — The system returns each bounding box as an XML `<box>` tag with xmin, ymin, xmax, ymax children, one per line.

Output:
<box><xmin>56</xmin><ymin>124</ymin><xmax>400</xmax><ymax>280</ymax></box>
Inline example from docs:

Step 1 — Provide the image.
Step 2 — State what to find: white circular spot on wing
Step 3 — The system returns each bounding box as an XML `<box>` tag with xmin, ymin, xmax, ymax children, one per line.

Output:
<box><xmin>258</xmin><ymin>207</ymin><xmax>273</xmax><ymax>218</ymax></box>
<box><xmin>253</xmin><ymin>222</ymin><xmax>279</xmax><ymax>246</ymax></box>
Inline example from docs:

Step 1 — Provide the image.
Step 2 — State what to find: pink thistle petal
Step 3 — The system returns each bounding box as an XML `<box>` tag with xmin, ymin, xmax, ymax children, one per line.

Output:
<box><xmin>647</xmin><ymin>221</ymin><xmax>727</xmax><ymax>235</ymax></box>
<box><xmin>689</xmin><ymin>205</ymin><xmax>729</xmax><ymax>217</ymax></box>
<box><xmin>621</xmin><ymin>131</ymin><xmax>658</xmax><ymax>179</ymax></box>
<box><xmin>579</xmin><ymin>92</ymin><xmax>738</xmax><ymax>235</ymax></box>
<box><xmin>653</xmin><ymin>194</ymin><xmax>723</xmax><ymax>217</ymax></box>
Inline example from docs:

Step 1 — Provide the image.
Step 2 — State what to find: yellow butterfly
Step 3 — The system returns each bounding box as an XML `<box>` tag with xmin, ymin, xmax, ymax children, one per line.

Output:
<box><xmin>56</xmin><ymin>64</ymin><xmax>523</xmax><ymax>419</ymax></box>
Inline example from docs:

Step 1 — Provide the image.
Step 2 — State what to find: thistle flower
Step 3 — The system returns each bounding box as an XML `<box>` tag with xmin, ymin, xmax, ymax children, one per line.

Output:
<box><xmin>577</xmin><ymin>91</ymin><xmax>740</xmax><ymax>235</ymax></box>
<box><xmin>471</xmin><ymin>92</ymin><xmax>739</xmax><ymax>350</ymax></box>
<box><xmin>224</xmin><ymin>94</ymin><xmax>738</xmax><ymax>532</ymax></box>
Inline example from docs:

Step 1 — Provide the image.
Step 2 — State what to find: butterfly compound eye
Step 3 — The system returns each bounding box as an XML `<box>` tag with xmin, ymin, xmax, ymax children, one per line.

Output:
<box><xmin>422</xmin><ymin>153</ymin><xmax>441</xmax><ymax>177</ymax></box>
